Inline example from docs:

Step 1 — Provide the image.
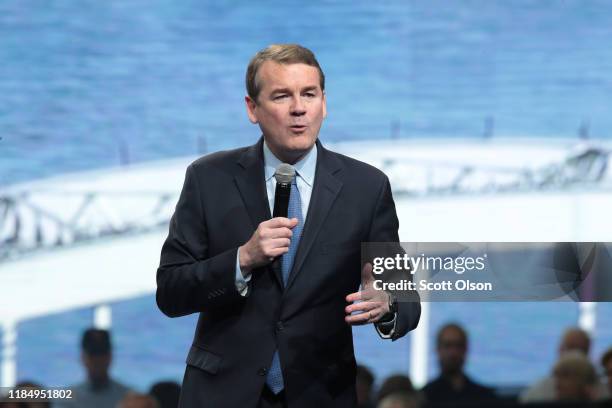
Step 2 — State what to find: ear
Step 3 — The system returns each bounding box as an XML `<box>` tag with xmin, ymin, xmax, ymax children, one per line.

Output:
<box><xmin>322</xmin><ymin>91</ymin><xmax>327</xmax><ymax>119</ymax></box>
<box><xmin>245</xmin><ymin>95</ymin><xmax>259</xmax><ymax>124</ymax></box>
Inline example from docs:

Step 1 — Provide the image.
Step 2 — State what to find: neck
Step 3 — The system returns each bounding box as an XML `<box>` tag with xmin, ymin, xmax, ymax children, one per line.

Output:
<box><xmin>89</xmin><ymin>376</ymin><xmax>110</xmax><ymax>390</ymax></box>
<box><xmin>442</xmin><ymin>372</ymin><xmax>465</xmax><ymax>390</ymax></box>
<box><xmin>265</xmin><ymin>141</ymin><xmax>314</xmax><ymax>165</ymax></box>
<box><xmin>273</xmin><ymin>149</ymin><xmax>306</xmax><ymax>165</ymax></box>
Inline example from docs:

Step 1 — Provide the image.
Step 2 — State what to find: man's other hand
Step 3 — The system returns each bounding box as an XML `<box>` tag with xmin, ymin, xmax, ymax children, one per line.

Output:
<box><xmin>345</xmin><ymin>263</ymin><xmax>390</xmax><ymax>325</ymax></box>
<box><xmin>239</xmin><ymin>217</ymin><xmax>298</xmax><ymax>275</ymax></box>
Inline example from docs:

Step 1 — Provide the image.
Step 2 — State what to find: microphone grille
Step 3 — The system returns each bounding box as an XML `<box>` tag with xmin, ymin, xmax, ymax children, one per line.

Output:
<box><xmin>274</xmin><ymin>163</ymin><xmax>295</xmax><ymax>184</ymax></box>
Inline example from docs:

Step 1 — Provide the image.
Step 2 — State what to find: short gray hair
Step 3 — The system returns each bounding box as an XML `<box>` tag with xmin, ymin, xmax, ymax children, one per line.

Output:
<box><xmin>246</xmin><ymin>44</ymin><xmax>325</xmax><ymax>101</ymax></box>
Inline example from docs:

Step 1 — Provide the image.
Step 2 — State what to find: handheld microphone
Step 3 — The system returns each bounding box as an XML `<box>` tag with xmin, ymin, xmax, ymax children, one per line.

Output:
<box><xmin>273</xmin><ymin>163</ymin><xmax>295</xmax><ymax>218</ymax></box>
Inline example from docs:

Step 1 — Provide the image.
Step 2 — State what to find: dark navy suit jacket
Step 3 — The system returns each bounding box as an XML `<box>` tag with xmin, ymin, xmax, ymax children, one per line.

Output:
<box><xmin>156</xmin><ymin>138</ymin><xmax>421</xmax><ymax>408</ymax></box>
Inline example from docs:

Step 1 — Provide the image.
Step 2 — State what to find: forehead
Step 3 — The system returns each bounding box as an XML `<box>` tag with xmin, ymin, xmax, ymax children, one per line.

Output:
<box><xmin>256</xmin><ymin>61</ymin><xmax>321</xmax><ymax>91</ymax></box>
<box><xmin>439</xmin><ymin>327</ymin><xmax>466</xmax><ymax>342</ymax></box>
<box><xmin>562</xmin><ymin>333</ymin><xmax>588</xmax><ymax>347</ymax></box>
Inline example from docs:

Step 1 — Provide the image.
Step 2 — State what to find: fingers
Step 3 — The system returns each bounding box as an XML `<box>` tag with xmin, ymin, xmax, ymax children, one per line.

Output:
<box><xmin>345</xmin><ymin>289</ymin><xmax>376</xmax><ymax>303</ymax></box>
<box><xmin>345</xmin><ymin>291</ymin><xmax>363</xmax><ymax>303</ymax></box>
<box><xmin>345</xmin><ymin>309</ymin><xmax>383</xmax><ymax>326</ymax></box>
<box><xmin>259</xmin><ymin>238</ymin><xmax>291</xmax><ymax>260</ymax></box>
<box><xmin>269</xmin><ymin>237</ymin><xmax>291</xmax><ymax>248</ymax></box>
<box><xmin>255</xmin><ymin>218</ymin><xmax>297</xmax><ymax>260</ymax></box>
<box><xmin>259</xmin><ymin>218</ymin><xmax>297</xmax><ymax>240</ymax></box>
<box><xmin>242</xmin><ymin>218</ymin><xmax>298</xmax><ymax>269</ymax></box>
<box><xmin>261</xmin><ymin>227</ymin><xmax>293</xmax><ymax>240</ymax></box>
<box><xmin>345</xmin><ymin>285</ymin><xmax>388</xmax><ymax>326</ymax></box>
<box><xmin>345</xmin><ymin>301</ymin><xmax>380</xmax><ymax>315</ymax></box>
<box><xmin>267</xmin><ymin>246</ymin><xmax>290</xmax><ymax>258</ymax></box>
<box><xmin>266</xmin><ymin>217</ymin><xmax>299</xmax><ymax>229</ymax></box>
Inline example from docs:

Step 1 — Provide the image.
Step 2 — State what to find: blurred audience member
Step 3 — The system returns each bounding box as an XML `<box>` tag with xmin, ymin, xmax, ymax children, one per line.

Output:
<box><xmin>148</xmin><ymin>381</ymin><xmax>181</xmax><ymax>408</ymax></box>
<box><xmin>421</xmin><ymin>323</ymin><xmax>495</xmax><ymax>404</ymax></box>
<box><xmin>377</xmin><ymin>392</ymin><xmax>420</xmax><ymax>408</ymax></box>
<box><xmin>1</xmin><ymin>381</ymin><xmax>50</xmax><ymax>408</ymax></box>
<box><xmin>0</xmin><ymin>398</ymin><xmax>20</xmax><ymax>408</ymax></box>
<box><xmin>601</xmin><ymin>347</ymin><xmax>612</xmax><ymax>396</ymax></box>
<box><xmin>356</xmin><ymin>364</ymin><xmax>375</xmax><ymax>408</ymax></box>
<box><xmin>17</xmin><ymin>381</ymin><xmax>51</xmax><ymax>408</ymax></box>
<box><xmin>54</xmin><ymin>328</ymin><xmax>132</xmax><ymax>408</ymax></box>
<box><xmin>377</xmin><ymin>374</ymin><xmax>416</xmax><ymax>403</ymax></box>
<box><xmin>520</xmin><ymin>327</ymin><xmax>609</xmax><ymax>403</ymax></box>
<box><xmin>117</xmin><ymin>392</ymin><xmax>159</xmax><ymax>408</ymax></box>
<box><xmin>553</xmin><ymin>351</ymin><xmax>597</xmax><ymax>402</ymax></box>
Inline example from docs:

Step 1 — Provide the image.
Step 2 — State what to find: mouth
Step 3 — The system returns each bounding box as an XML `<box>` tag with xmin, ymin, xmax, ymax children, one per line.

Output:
<box><xmin>289</xmin><ymin>125</ymin><xmax>308</xmax><ymax>133</ymax></box>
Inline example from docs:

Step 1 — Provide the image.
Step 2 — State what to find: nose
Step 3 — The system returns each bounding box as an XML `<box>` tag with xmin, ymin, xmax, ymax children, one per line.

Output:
<box><xmin>290</xmin><ymin>96</ymin><xmax>306</xmax><ymax>116</ymax></box>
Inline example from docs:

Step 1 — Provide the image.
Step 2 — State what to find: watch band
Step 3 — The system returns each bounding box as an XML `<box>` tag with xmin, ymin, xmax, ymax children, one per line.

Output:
<box><xmin>387</xmin><ymin>291</ymin><xmax>398</xmax><ymax>314</ymax></box>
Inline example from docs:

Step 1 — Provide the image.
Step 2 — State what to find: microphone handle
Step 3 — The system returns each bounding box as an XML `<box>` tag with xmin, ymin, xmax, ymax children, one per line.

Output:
<box><xmin>273</xmin><ymin>182</ymin><xmax>291</xmax><ymax>218</ymax></box>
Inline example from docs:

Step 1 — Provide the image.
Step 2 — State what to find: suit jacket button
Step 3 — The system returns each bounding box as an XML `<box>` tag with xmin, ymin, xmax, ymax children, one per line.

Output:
<box><xmin>275</xmin><ymin>321</ymin><xmax>284</xmax><ymax>332</ymax></box>
<box><xmin>258</xmin><ymin>368</ymin><xmax>267</xmax><ymax>376</ymax></box>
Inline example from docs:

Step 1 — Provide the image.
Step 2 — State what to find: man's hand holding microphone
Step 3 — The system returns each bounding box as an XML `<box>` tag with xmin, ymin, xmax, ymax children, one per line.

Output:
<box><xmin>239</xmin><ymin>217</ymin><xmax>299</xmax><ymax>276</ymax></box>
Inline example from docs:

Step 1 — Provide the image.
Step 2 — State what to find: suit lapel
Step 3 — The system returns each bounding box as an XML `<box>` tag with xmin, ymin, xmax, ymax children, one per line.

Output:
<box><xmin>234</xmin><ymin>138</ymin><xmax>284</xmax><ymax>287</ymax></box>
<box><xmin>234</xmin><ymin>137</ymin><xmax>271</xmax><ymax>227</ymax></box>
<box><xmin>285</xmin><ymin>141</ymin><xmax>343</xmax><ymax>292</ymax></box>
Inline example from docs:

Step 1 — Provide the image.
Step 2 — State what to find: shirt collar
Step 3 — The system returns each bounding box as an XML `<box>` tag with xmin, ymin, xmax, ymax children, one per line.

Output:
<box><xmin>263</xmin><ymin>139</ymin><xmax>317</xmax><ymax>187</ymax></box>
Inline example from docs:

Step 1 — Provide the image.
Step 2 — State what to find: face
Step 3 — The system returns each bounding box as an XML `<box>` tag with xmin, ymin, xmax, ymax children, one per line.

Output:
<box><xmin>246</xmin><ymin>61</ymin><xmax>326</xmax><ymax>164</ymax></box>
<box><xmin>82</xmin><ymin>353</ymin><xmax>111</xmax><ymax>383</ymax></box>
<box><xmin>559</xmin><ymin>332</ymin><xmax>589</xmax><ymax>355</ymax></box>
<box><xmin>437</xmin><ymin>328</ymin><xmax>467</xmax><ymax>375</ymax></box>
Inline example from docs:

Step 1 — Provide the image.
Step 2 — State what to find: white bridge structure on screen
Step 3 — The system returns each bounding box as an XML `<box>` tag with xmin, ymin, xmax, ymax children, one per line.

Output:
<box><xmin>1</xmin><ymin>137</ymin><xmax>612</xmax><ymax>388</ymax></box>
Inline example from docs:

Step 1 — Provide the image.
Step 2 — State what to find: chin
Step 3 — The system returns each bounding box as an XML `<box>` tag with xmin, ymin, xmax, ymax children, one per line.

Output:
<box><xmin>268</xmin><ymin>134</ymin><xmax>317</xmax><ymax>161</ymax></box>
<box><xmin>290</xmin><ymin>134</ymin><xmax>317</xmax><ymax>149</ymax></box>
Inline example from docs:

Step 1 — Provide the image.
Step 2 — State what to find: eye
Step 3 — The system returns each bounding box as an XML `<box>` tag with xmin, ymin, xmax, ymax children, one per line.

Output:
<box><xmin>273</xmin><ymin>94</ymin><xmax>288</xmax><ymax>101</ymax></box>
<box><xmin>304</xmin><ymin>92</ymin><xmax>316</xmax><ymax>98</ymax></box>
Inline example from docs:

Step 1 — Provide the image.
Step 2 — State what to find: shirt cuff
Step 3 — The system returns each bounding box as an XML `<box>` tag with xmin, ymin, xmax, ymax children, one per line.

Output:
<box><xmin>375</xmin><ymin>312</ymin><xmax>397</xmax><ymax>339</ymax></box>
<box><xmin>235</xmin><ymin>247</ymin><xmax>252</xmax><ymax>297</ymax></box>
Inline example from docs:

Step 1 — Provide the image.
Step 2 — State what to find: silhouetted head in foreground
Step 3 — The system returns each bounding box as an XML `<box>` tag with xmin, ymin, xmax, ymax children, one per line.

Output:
<box><xmin>81</xmin><ymin>328</ymin><xmax>112</xmax><ymax>388</ymax></box>
<box><xmin>436</xmin><ymin>323</ymin><xmax>468</xmax><ymax>376</ymax></box>
<box><xmin>553</xmin><ymin>351</ymin><xmax>597</xmax><ymax>402</ymax></box>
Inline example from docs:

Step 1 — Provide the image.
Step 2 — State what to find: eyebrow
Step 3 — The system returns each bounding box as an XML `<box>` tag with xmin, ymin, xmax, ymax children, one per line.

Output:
<box><xmin>270</xmin><ymin>86</ymin><xmax>320</xmax><ymax>95</ymax></box>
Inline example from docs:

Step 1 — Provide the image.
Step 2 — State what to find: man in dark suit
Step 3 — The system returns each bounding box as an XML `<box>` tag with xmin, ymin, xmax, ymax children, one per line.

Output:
<box><xmin>156</xmin><ymin>44</ymin><xmax>421</xmax><ymax>408</ymax></box>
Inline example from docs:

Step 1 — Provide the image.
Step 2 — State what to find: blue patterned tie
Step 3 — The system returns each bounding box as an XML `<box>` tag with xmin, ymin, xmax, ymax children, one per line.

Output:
<box><xmin>266</xmin><ymin>174</ymin><xmax>303</xmax><ymax>394</ymax></box>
